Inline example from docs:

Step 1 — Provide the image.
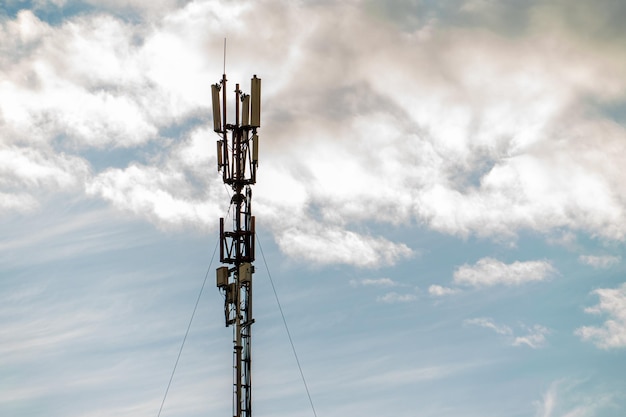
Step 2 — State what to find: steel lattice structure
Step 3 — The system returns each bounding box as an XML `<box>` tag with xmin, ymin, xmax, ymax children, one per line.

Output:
<box><xmin>213</xmin><ymin>72</ymin><xmax>261</xmax><ymax>417</ymax></box>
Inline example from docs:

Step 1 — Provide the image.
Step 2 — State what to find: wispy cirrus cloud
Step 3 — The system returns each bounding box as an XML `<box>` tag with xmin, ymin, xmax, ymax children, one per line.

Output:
<box><xmin>465</xmin><ymin>317</ymin><xmax>550</xmax><ymax>349</ymax></box>
<box><xmin>534</xmin><ymin>379</ymin><xmax>615</xmax><ymax>417</ymax></box>
<box><xmin>464</xmin><ymin>317</ymin><xmax>513</xmax><ymax>336</ymax></box>
<box><xmin>512</xmin><ymin>325</ymin><xmax>550</xmax><ymax>349</ymax></box>
<box><xmin>356</xmin><ymin>363</ymin><xmax>464</xmax><ymax>387</ymax></box>
<box><xmin>350</xmin><ymin>278</ymin><xmax>416</xmax><ymax>302</ymax></box>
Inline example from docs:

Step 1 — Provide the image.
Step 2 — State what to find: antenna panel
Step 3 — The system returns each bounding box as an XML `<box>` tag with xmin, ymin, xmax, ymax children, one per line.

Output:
<box><xmin>217</xmin><ymin>141</ymin><xmax>223</xmax><ymax>170</ymax></box>
<box><xmin>250</xmin><ymin>76</ymin><xmax>261</xmax><ymax>128</ymax></box>
<box><xmin>226</xmin><ymin>282</ymin><xmax>237</xmax><ymax>304</ymax></box>
<box><xmin>252</xmin><ymin>134</ymin><xmax>258</xmax><ymax>163</ymax></box>
<box><xmin>242</xmin><ymin>95</ymin><xmax>250</xmax><ymax>126</ymax></box>
<box><xmin>212</xmin><ymin>84</ymin><xmax>222</xmax><ymax>132</ymax></box>
<box><xmin>239</xmin><ymin>263</ymin><xmax>252</xmax><ymax>283</ymax></box>
<box><xmin>216</xmin><ymin>266</ymin><xmax>229</xmax><ymax>287</ymax></box>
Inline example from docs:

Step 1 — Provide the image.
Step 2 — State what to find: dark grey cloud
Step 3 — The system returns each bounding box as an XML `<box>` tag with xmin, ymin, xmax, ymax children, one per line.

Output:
<box><xmin>364</xmin><ymin>0</ymin><xmax>538</xmax><ymax>35</ymax></box>
<box><xmin>363</xmin><ymin>0</ymin><xmax>626</xmax><ymax>45</ymax></box>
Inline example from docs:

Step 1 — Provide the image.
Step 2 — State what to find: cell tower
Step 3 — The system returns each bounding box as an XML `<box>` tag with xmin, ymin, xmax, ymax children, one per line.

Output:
<box><xmin>212</xmin><ymin>71</ymin><xmax>261</xmax><ymax>417</ymax></box>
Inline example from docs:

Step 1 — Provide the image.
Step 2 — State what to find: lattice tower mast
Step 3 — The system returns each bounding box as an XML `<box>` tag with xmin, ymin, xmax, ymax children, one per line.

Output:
<box><xmin>212</xmin><ymin>72</ymin><xmax>261</xmax><ymax>417</ymax></box>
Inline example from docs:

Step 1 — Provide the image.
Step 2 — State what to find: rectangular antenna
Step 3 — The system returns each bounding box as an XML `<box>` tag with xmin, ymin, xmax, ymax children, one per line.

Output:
<box><xmin>252</xmin><ymin>134</ymin><xmax>258</xmax><ymax>163</ymax></box>
<box><xmin>217</xmin><ymin>140</ymin><xmax>223</xmax><ymax>170</ymax></box>
<box><xmin>242</xmin><ymin>95</ymin><xmax>250</xmax><ymax>126</ymax></box>
<box><xmin>250</xmin><ymin>75</ymin><xmax>261</xmax><ymax>128</ymax></box>
<box><xmin>216</xmin><ymin>266</ymin><xmax>229</xmax><ymax>287</ymax></box>
<box><xmin>212</xmin><ymin>84</ymin><xmax>222</xmax><ymax>132</ymax></box>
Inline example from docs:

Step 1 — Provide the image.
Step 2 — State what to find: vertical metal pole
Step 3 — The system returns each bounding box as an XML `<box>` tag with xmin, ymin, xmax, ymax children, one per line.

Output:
<box><xmin>222</xmin><ymin>73</ymin><xmax>228</xmax><ymax>184</ymax></box>
<box><xmin>234</xmin><ymin>82</ymin><xmax>242</xmax><ymax>417</ymax></box>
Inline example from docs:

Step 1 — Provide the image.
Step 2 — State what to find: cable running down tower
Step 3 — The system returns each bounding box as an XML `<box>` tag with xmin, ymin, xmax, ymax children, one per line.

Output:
<box><xmin>212</xmin><ymin>72</ymin><xmax>261</xmax><ymax>417</ymax></box>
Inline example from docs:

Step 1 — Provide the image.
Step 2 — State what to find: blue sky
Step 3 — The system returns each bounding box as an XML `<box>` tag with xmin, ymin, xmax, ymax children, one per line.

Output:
<box><xmin>1</xmin><ymin>0</ymin><xmax>626</xmax><ymax>416</ymax></box>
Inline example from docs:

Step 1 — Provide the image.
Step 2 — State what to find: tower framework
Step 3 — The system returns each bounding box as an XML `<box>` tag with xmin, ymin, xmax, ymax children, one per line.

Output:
<box><xmin>213</xmin><ymin>72</ymin><xmax>261</xmax><ymax>417</ymax></box>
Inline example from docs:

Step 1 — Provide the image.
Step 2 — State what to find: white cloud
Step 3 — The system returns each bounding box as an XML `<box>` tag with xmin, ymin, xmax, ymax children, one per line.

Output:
<box><xmin>2</xmin><ymin>4</ymin><xmax>424</xmax><ymax>268</ymax></box>
<box><xmin>2</xmin><ymin>0</ymin><xmax>626</xmax><ymax>267</ymax></box>
<box><xmin>216</xmin><ymin>1</ymin><xmax>626</xmax><ymax>246</ymax></box>
<box><xmin>575</xmin><ymin>283</ymin><xmax>626</xmax><ymax>349</ymax></box>
<box><xmin>377</xmin><ymin>292</ymin><xmax>417</xmax><ymax>303</ymax></box>
<box><xmin>547</xmin><ymin>231</ymin><xmax>578</xmax><ymax>248</ymax></box>
<box><xmin>84</xmin><ymin>125</ymin><xmax>230</xmax><ymax>229</ymax></box>
<box><xmin>0</xmin><ymin>191</ymin><xmax>39</xmax><ymax>213</ymax></box>
<box><xmin>350</xmin><ymin>278</ymin><xmax>398</xmax><ymax>287</ymax></box>
<box><xmin>0</xmin><ymin>11</ymin><xmax>160</xmax><ymax>148</ymax></box>
<box><xmin>252</xmin><ymin>1</ymin><xmax>626</xmax><ymax>251</ymax></box>
<box><xmin>2</xmin><ymin>2</ymin><xmax>626</xmax><ymax>417</ymax></box>
<box><xmin>578</xmin><ymin>254</ymin><xmax>621</xmax><ymax>269</ymax></box>
<box><xmin>0</xmin><ymin>146</ymin><xmax>89</xmax><ymax>189</ymax></box>
<box><xmin>428</xmin><ymin>284</ymin><xmax>460</xmax><ymax>296</ymax></box>
<box><xmin>0</xmin><ymin>7</ymin><xmax>226</xmax><ymax>149</ymax></box>
<box><xmin>464</xmin><ymin>317</ymin><xmax>512</xmax><ymax>335</ymax></box>
<box><xmin>0</xmin><ymin>145</ymin><xmax>89</xmax><ymax>213</ymax></box>
<box><xmin>454</xmin><ymin>257</ymin><xmax>555</xmax><ymax>287</ymax></box>
<box><xmin>416</xmin><ymin>143</ymin><xmax>626</xmax><ymax>240</ymax></box>
<box><xmin>87</xmin><ymin>169</ymin><xmax>223</xmax><ymax>231</ymax></box>
<box><xmin>276</xmin><ymin>224</ymin><xmax>413</xmax><ymax>268</ymax></box>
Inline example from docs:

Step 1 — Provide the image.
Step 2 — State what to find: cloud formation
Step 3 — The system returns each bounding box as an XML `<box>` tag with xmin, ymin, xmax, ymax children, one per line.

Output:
<box><xmin>2</xmin><ymin>2</ymin><xmax>626</xmax><ymax>416</ymax></box>
<box><xmin>576</xmin><ymin>283</ymin><xmax>626</xmax><ymax>349</ymax></box>
<box><xmin>464</xmin><ymin>317</ymin><xmax>512</xmax><ymax>335</ymax></box>
<box><xmin>86</xmin><ymin>126</ymin><xmax>226</xmax><ymax>229</ymax></box>
<box><xmin>428</xmin><ymin>284</ymin><xmax>460</xmax><ymax>296</ymax></box>
<box><xmin>512</xmin><ymin>325</ymin><xmax>550</xmax><ymax>349</ymax></box>
<box><xmin>535</xmin><ymin>379</ymin><xmax>615</xmax><ymax>417</ymax></box>
<box><xmin>2</xmin><ymin>0</ymin><xmax>626</xmax><ymax>267</ymax></box>
<box><xmin>377</xmin><ymin>291</ymin><xmax>417</xmax><ymax>304</ymax></box>
<box><xmin>578</xmin><ymin>254</ymin><xmax>621</xmax><ymax>269</ymax></box>
<box><xmin>350</xmin><ymin>277</ymin><xmax>399</xmax><ymax>287</ymax></box>
<box><xmin>454</xmin><ymin>257</ymin><xmax>555</xmax><ymax>287</ymax></box>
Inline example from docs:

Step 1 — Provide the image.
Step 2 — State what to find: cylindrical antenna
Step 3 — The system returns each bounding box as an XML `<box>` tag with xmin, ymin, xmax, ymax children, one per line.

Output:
<box><xmin>223</xmin><ymin>38</ymin><xmax>227</xmax><ymax>75</ymax></box>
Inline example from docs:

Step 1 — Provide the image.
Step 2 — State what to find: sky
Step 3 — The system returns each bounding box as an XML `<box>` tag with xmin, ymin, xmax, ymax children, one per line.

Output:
<box><xmin>1</xmin><ymin>0</ymin><xmax>626</xmax><ymax>416</ymax></box>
